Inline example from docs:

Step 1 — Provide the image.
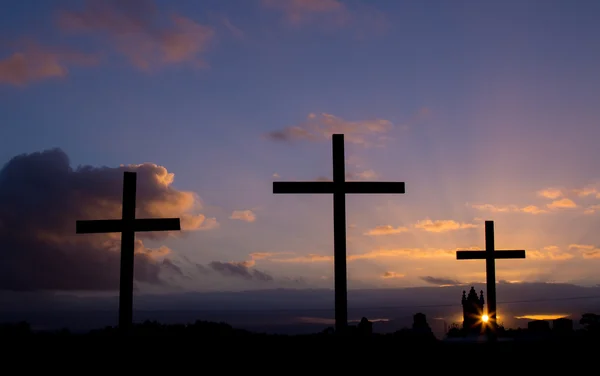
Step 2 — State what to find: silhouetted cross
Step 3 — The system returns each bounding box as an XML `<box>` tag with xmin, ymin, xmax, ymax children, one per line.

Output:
<box><xmin>76</xmin><ymin>171</ymin><xmax>181</xmax><ymax>335</ymax></box>
<box><xmin>456</xmin><ymin>220</ymin><xmax>525</xmax><ymax>341</ymax></box>
<box><xmin>273</xmin><ymin>133</ymin><xmax>405</xmax><ymax>334</ymax></box>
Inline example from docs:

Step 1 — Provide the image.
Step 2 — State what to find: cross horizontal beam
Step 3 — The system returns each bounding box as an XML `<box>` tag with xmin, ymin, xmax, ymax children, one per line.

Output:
<box><xmin>76</xmin><ymin>218</ymin><xmax>181</xmax><ymax>234</ymax></box>
<box><xmin>456</xmin><ymin>250</ymin><xmax>526</xmax><ymax>260</ymax></box>
<box><xmin>273</xmin><ymin>181</ymin><xmax>405</xmax><ymax>194</ymax></box>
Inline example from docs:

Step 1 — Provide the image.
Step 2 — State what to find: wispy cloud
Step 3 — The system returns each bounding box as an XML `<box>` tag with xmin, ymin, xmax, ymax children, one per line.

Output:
<box><xmin>413</xmin><ymin>219</ymin><xmax>479</xmax><ymax>233</ymax></box>
<box><xmin>528</xmin><ymin>246</ymin><xmax>575</xmax><ymax>261</ymax></box>
<box><xmin>568</xmin><ymin>244</ymin><xmax>600</xmax><ymax>259</ymax></box>
<box><xmin>0</xmin><ymin>40</ymin><xmax>97</xmax><ymax>86</ymax></box>
<box><xmin>315</xmin><ymin>169</ymin><xmax>379</xmax><ymax>182</ymax></box>
<box><xmin>364</xmin><ymin>225</ymin><xmax>410</xmax><ymax>236</ymax></box>
<box><xmin>261</xmin><ymin>0</ymin><xmax>347</xmax><ymax>26</ymax></box>
<box><xmin>349</xmin><ymin>247</ymin><xmax>461</xmax><ymax>261</ymax></box>
<box><xmin>382</xmin><ymin>271</ymin><xmax>405</xmax><ymax>279</ymax></box>
<box><xmin>260</xmin><ymin>0</ymin><xmax>390</xmax><ymax>38</ymax></box>
<box><xmin>364</xmin><ymin>219</ymin><xmax>479</xmax><ymax>236</ymax></box>
<box><xmin>572</xmin><ymin>183</ymin><xmax>600</xmax><ymax>198</ymax></box>
<box><xmin>469</xmin><ymin>182</ymin><xmax>600</xmax><ymax>215</ymax></box>
<box><xmin>470</xmin><ymin>203</ymin><xmax>548</xmax><ymax>214</ymax></box>
<box><xmin>270</xmin><ymin>254</ymin><xmax>334</xmax><ymax>263</ymax></box>
<box><xmin>584</xmin><ymin>205</ymin><xmax>600</xmax><ymax>215</ymax></box>
<box><xmin>57</xmin><ymin>0</ymin><xmax>215</xmax><ymax>71</ymax></box>
<box><xmin>258</xmin><ymin>247</ymin><xmax>482</xmax><ymax>264</ymax></box>
<box><xmin>220</xmin><ymin>16</ymin><xmax>245</xmax><ymax>40</ymax></box>
<box><xmin>249</xmin><ymin>251</ymin><xmax>294</xmax><ymax>260</ymax></box>
<box><xmin>264</xmin><ymin>112</ymin><xmax>395</xmax><ymax>147</ymax></box>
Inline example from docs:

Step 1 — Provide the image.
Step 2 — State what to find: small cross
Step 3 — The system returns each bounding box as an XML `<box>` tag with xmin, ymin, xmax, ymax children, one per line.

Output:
<box><xmin>76</xmin><ymin>171</ymin><xmax>181</xmax><ymax>335</ymax></box>
<box><xmin>273</xmin><ymin>133</ymin><xmax>406</xmax><ymax>333</ymax></box>
<box><xmin>456</xmin><ymin>220</ymin><xmax>526</xmax><ymax>341</ymax></box>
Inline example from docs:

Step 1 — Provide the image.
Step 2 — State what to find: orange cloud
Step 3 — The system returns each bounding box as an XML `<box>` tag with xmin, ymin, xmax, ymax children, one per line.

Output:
<box><xmin>133</xmin><ymin>240</ymin><xmax>171</xmax><ymax>259</ymax></box>
<box><xmin>365</xmin><ymin>219</ymin><xmax>478</xmax><ymax>236</ymax></box>
<box><xmin>537</xmin><ymin>188</ymin><xmax>564</xmax><ymax>199</ymax></box>
<box><xmin>254</xmin><ymin>246</ymin><xmax>484</xmax><ymax>264</ymax></box>
<box><xmin>348</xmin><ymin>247</ymin><xmax>459</xmax><ymax>261</ymax></box>
<box><xmin>120</xmin><ymin>162</ymin><xmax>219</xmax><ymax>232</ymax></box>
<box><xmin>470</xmin><ymin>203</ymin><xmax>548</xmax><ymax>214</ymax></box>
<box><xmin>271</xmin><ymin>254</ymin><xmax>334</xmax><ymax>263</ymax></box>
<box><xmin>515</xmin><ymin>314</ymin><xmax>569</xmax><ymax>320</ymax></box>
<box><xmin>57</xmin><ymin>0</ymin><xmax>215</xmax><ymax>70</ymax></box>
<box><xmin>249</xmin><ymin>251</ymin><xmax>294</xmax><ymax>260</ymax></box>
<box><xmin>546</xmin><ymin>198</ymin><xmax>577</xmax><ymax>209</ymax></box>
<box><xmin>364</xmin><ymin>225</ymin><xmax>409</xmax><ymax>236</ymax></box>
<box><xmin>535</xmin><ymin>182</ymin><xmax>600</xmax><ymax>214</ymax></box>
<box><xmin>0</xmin><ymin>40</ymin><xmax>97</xmax><ymax>86</ymax></box>
<box><xmin>230</xmin><ymin>210</ymin><xmax>256</xmax><ymax>223</ymax></box>
<box><xmin>413</xmin><ymin>219</ymin><xmax>479</xmax><ymax>233</ymax></box>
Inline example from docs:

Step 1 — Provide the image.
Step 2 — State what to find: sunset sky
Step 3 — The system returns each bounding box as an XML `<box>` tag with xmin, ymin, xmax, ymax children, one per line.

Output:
<box><xmin>1</xmin><ymin>0</ymin><xmax>600</xmax><ymax>296</ymax></box>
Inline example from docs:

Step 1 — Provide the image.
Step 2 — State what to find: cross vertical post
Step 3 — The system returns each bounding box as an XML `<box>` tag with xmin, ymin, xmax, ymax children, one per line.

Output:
<box><xmin>119</xmin><ymin>172</ymin><xmax>136</xmax><ymax>335</ymax></box>
<box><xmin>456</xmin><ymin>220</ymin><xmax>526</xmax><ymax>341</ymax></box>
<box><xmin>76</xmin><ymin>171</ymin><xmax>181</xmax><ymax>335</ymax></box>
<box><xmin>484</xmin><ymin>221</ymin><xmax>497</xmax><ymax>333</ymax></box>
<box><xmin>273</xmin><ymin>133</ymin><xmax>406</xmax><ymax>334</ymax></box>
<box><xmin>332</xmin><ymin>134</ymin><xmax>347</xmax><ymax>331</ymax></box>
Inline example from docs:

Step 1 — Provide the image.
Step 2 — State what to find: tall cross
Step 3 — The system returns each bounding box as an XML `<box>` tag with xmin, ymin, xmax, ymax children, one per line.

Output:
<box><xmin>456</xmin><ymin>220</ymin><xmax>525</xmax><ymax>340</ymax></box>
<box><xmin>273</xmin><ymin>133</ymin><xmax>405</xmax><ymax>333</ymax></box>
<box><xmin>76</xmin><ymin>171</ymin><xmax>181</xmax><ymax>335</ymax></box>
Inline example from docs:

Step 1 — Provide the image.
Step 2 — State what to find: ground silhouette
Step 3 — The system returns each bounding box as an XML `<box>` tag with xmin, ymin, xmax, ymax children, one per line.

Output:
<box><xmin>3</xmin><ymin>312</ymin><xmax>599</xmax><ymax>341</ymax></box>
<box><xmin>2</xmin><ymin>314</ymin><xmax>599</xmax><ymax>365</ymax></box>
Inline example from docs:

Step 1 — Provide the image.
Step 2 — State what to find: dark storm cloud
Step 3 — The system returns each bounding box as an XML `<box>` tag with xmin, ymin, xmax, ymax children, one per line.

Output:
<box><xmin>419</xmin><ymin>276</ymin><xmax>463</xmax><ymax>286</ymax></box>
<box><xmin>209</xmin><ymin>261</ymin><xmax>274</xmax><ymax>282</ymax></box>
<box><xmin>0</xmin><ymin>148</ymin><xmax>212</xmax><ymax>291</ymax></box>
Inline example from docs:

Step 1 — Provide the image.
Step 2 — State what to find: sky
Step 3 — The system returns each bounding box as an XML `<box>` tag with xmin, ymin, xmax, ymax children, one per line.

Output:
<box><xmin>1</xmin><ymin>0</ymin><xmax>600</xmax><ymax>300</ymax></box>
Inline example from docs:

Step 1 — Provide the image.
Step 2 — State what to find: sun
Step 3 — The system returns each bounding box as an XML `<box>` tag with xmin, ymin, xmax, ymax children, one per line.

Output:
<box><xmin>482</xmin><ymin>314</ymin><xmax>489</xmax><ymax>323</ymax></box>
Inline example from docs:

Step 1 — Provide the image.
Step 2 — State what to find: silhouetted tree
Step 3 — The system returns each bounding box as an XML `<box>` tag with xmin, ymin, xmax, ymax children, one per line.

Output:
<box><xmin>357</xmin><ymin>317</ymin><xmax>373</xmax><ymax>335</ymax></box>
<box><xmin>446</xmin><ymin>322</ymin><xmax>464</xmax><ymax>338</ymax></box>
<box><xmin>412</xmin><ymin>313</ymin><xmax>432</xmax><ymax>333</ymax></box>
<box><xmin>580</xmin><ymin>313</ymin><xmax>600</xmax><ymax>333</ymax></box>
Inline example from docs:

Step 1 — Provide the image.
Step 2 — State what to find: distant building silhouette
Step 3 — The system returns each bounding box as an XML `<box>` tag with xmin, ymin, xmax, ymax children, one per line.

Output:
<box><xmin>553</xmin><ymin>317</ymin><xmax>573</xmax><ymax>333</ymax></box>
<box><xmin>462</xmin><ymin>286</ymin><xmax>485</xmax><ymax>334</ymax></box>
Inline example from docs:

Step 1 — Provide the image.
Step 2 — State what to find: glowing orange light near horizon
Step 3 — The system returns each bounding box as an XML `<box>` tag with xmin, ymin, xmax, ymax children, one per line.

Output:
<box><xmin>482</xmin><ymin>314</ymin><xmax>489</xmax><ymax>323</ymax></box>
